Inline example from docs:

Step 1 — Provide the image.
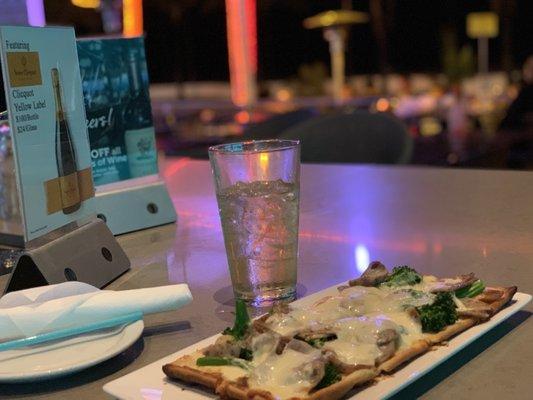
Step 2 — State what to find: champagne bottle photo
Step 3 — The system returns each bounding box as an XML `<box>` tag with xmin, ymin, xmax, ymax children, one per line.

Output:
<box><xmin>123</xmin><ymin>48</ymin><xmax>158</xmax><ymax>179</ymax></box>
<box><xmin>52</xmin><ymin>67</ymin><xmax>81</xmax><ymax>214</ymax></box>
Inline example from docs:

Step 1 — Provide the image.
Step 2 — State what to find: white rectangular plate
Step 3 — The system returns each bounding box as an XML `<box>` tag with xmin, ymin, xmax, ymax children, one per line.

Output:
<box><xmin>104</xmin><ymin>285</ymin><xmax>531</xmax><ymax>400</ymax></box>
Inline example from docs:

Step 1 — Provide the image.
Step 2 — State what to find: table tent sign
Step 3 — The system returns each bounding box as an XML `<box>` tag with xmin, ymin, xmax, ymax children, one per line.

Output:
<box><xmin>0</xmin><ymin>25</ymin><xmax>130</xmax><ymax>293</ymax></box>
<box><xmin>77</xmin><ymin>36</ymin><xmax>176</xmax><ymax>235</ymax></box>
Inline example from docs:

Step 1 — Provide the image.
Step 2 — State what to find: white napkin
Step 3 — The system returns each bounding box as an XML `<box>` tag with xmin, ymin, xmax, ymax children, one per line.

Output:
<box><xmin>0</xmin><ymin>281</ymin><xmax>193</xmax><ymax>342</ymax></box>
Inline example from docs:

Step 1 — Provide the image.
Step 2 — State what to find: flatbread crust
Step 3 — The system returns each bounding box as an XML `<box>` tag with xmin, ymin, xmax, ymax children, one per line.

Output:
<box><xmin>380</xmin><ymin>285</ymin><xmax>517</xmax><ymax>373</ymax></box>
<box><xmin>163</xmin><ymin>358</ymin><xmax>377</xmax><ymax>400</ymax></box>
<box><xmin>378</xmin><ymin>339</ymin><xmax>430</xmax><ymax>373</ymax></box>
<box><xmin>485</xmin><ymin>286</ymin><xmax>517</xmax><ymax>314</ymax></box>
<box><xmin>163</xmin><ymin>286</ymin><xmax>517</xmax><ymax>400</ymax></box>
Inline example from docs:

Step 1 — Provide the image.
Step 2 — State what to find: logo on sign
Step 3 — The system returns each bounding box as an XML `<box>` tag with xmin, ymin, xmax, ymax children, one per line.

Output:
<box><xmin>6</xmin><ymin>52</ymin><xmax>42</xmax><ymax>87</ymax></box>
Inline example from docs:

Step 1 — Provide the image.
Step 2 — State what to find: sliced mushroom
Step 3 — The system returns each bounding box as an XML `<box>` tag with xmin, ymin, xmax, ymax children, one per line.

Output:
<box><xmin>251</xmin><ymin>339</ymin><xmax>326</xmax><ymax>392</ymax></box>
<box><xmin>323</xmin><ymin>349</ymin><xmax>374</xmax><ymax>374</ymax></box>
<box><xmin>429</xmin><ymin>273</ymin><xmax>478</xmax><ymax>293</ymax></box>
<box><xmin>250</xmin><ymin>328</ymin><xmax>291</xmax><ymax>356</ymax></box>
<box><xmin>377</xmin><ymin>328</ymin><xmax>398</xmax><ymax>345</ymax></box>
<box><xmin>349</xmin><ymin>261</ymin><xmax>389</xmax><ymax>287</ymax></box>
<box><xmin>251</xmin><ymin>318</ymin><xmax>275</xmax><ymax>334</ymax></box>
<box><xmin>275</xmin><ymin>336</ymin><xmax>291</xmax><ymax>354</ymax></box>
<box><xmin>295</xmin><ymin>327</ymin><xmax>337</xmax><ymax>343</ymax></box>
<box><xmin>284</xmin><ymin>339</ymin><xmax>327</xmax><ymax>389</ymax></box>
<box><xmin>375</xmin><ymin>329</ymin><xmax>399</xmax><ymax>364</ymax></box>
<box><xmin>254</xmin><ymin>303</ymin><xmax>292</xmax><ymax>334</ymax></box>
<box><xmin>476</xmin><ymin>288</ymin><xmax>503</xmax><ymax>304</ymax></box>
<box><xmin>297</xmin><ymin>358</ymin><xmax>326</xmax><ymax>389</ymax></box>
<box><xmin>285</xmin><ymin>338</ymin><xmax>317</xmax><ymax>354</ymax></box>
<box><xmin>457</xmin><ymin>298</ymin><xmax>493</xmax><ymax>321</ymax></box>
<box><xmin>203</xmin><ymin>335</ymin><xmax>243</xmax><ymax>358</ymax></box>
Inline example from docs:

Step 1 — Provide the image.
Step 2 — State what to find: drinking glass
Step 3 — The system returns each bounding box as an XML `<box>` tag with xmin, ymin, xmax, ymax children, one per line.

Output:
<box><xmin>209</xmin><ymin>140</ymin><xmax>300</xmax><ymax>306</ymax></box>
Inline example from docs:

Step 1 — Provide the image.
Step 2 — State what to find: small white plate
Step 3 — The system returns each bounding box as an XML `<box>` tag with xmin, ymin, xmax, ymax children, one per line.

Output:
<box><xmin>0</xmin><ymin>320</ymin><xmax>144</xmax><ymax>383</ymax></box>
<box><xmin>103</xmin><ymin>284</ymin><xmax>531</xmax><ymax>400</ymax></box>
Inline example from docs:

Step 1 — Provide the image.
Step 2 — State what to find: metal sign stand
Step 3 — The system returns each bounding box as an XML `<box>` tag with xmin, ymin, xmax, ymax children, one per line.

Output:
<box><xmin>94</xmin><ymin>178</ymin><xmax>176</xmax><ymax>235</ymax></box>
<box><xmin>3</xmin><ymin>218</ymin><xmax>130</xmax><ymax>294</ymax></box>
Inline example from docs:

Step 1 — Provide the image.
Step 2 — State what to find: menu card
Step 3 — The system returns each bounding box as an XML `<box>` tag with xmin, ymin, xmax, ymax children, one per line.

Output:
<box><xmin>0</xmin><ymin>26</ymin><xmax>95</xmax><ymax>242</ymax></box>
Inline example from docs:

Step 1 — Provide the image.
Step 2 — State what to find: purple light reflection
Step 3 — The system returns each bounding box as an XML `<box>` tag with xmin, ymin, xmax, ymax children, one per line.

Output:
<box><xmin>355</xmin><ymin>244</ymin><xmax>370</xmax><ymax>274</ymax></box>
<box><xmin>26</xmin><ymin>0</ymin><xmax>45</xmax><ymax>26</ymax></box>
<box><xmin>140</xmin><ymin>388</ymin><xmax>163</xmax><ymax>400</ymax></box>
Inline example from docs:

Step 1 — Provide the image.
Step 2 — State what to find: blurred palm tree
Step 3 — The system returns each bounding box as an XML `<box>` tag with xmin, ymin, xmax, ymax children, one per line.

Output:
<box><xmin>442</xmin><ymin>27</ymin><xmax>475</xmax><ymax>83</ymax></box>
<box><xmin>369</xmin><ymin>0</ymin><xmax>387</xmax><ymax>73</ymax></box>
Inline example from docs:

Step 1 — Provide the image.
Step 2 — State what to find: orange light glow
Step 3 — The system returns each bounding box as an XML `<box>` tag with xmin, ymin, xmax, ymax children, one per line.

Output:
<box><xmin>376</xmin><ymin>98</ymin><xmax>389</xmax><ymax>112</ymax></box>
<box><xmin>225</xmin><ymin>0</ymin><xmax>257</xmax><ymax>107</ymax></box>
<box><xmin>162</xmin><ymin>157</ymin><xmax>191</xmax><ymax>179</ymax></box>
<box><xmin>276</xmin><ymin>89</ymin><xmax>292</xmax><ymax>102</ymax></box>
<box><xmin>71</xmin><ymin>0</ymin><xmax>100</xmax><ymax>8</ymax></box>
<box><xmin>200</xmin><ymin>109</ymin><xmax>216</xmax><ymax>123</ymax></box>
<box><xmin>259</xmin><ymin>152</ymin><xmax>269</xmax><ymax>176</ymax></box>
<box><xmin>123</xmin><ymin>0</ymin><xmax>143</xmax><ymax>37</ymax></box>
<box><xmin>235</xmin><ymin>110</ymin><xmax>251</xmax><ymax>124</ymax></box>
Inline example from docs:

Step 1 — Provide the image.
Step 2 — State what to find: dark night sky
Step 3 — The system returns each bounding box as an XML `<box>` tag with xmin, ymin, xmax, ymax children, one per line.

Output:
<box><xmin>44</xmin><ymin>0</ymin><xmax>533</xmax><ymax>83</ymax></box>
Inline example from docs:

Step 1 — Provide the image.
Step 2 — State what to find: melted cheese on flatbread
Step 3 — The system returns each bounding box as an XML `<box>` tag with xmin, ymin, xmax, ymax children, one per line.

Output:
<box><xmin>249</xmin><ymin>347</ymin><xmax>323</xmax><ymax>399</ymax></box>
<box><xmin>263</xmin><ymin>284</ymin><xmax>428</xmax><ymax>374</ymax></box>
<box><xmin>323</xmin><ymin>316</ymin><xmax>397</xmax><ymax>365</ymax></box>
<box><xmin>194</xmin><ymin>277</ymin><xmax>438</xmax><ymax>399</ymax></box>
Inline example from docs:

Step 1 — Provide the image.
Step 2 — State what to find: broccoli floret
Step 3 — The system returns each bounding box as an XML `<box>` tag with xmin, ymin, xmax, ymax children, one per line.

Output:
<box><xmin>314</xmin><ymin>363</ymin><xmax>341</xmax><ymax>391</ymax></box>
<box><xmin>239</xmin><ymin>348</ymin><xmax>253</xmax><ymax>361</ymax></box>
<box><xmin>381</xmin><ymin>266</ymin><xmax>422</xmax><ymax>287</ymax></box>
<box><xmin>416</xmin><ymin>292</ymin><xmax>458</xmax><ymax>332</ymax></box>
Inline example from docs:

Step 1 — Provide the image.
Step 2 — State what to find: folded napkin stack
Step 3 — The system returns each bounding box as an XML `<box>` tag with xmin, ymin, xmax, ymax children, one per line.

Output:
<box><xmin>0</xmin><ymin>282</ymin><xmax>192</xmax><ymax>342</ymax></box>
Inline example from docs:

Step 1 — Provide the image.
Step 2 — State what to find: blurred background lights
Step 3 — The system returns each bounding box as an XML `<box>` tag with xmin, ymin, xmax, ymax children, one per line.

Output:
<box><xmin>375</xmin><ymin>98</ymin><xmax>390</xmax><ymax>112</ymax></box>
<box><xmin>71</xmin><ymin>0</ymin><xmax>100</xmax><ymax>8</ymax></box>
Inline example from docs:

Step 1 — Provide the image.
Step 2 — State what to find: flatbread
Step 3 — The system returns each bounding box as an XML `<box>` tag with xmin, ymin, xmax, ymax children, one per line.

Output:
<box><xmin>378</xmin><ymin>339</ymin><xmax>430</xmax><ymax>373</ymax></box>
<box><xmin>163</xmin><ymin>285</ymin><xmax>518</xmax><ymax>400</ymax></box>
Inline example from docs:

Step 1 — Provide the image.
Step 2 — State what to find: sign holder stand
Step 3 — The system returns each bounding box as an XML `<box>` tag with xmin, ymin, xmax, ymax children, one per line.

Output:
<box><xmin>76</xmin><ymin>36</ymin><xmax>177</xmax><ymax>235</ymax></box>
<box><xmin>94</xmin><ymin>178</ymin><xmax>176</xmax><ymax>235</ymax></box>
<box><xmin>3</xmin><ymin>218</ymin><xmax>130</xmax><ymax>294</ymax></box>
<box><xmin>0</xmin><ymin>25</ymin><xmax>132</xmax><ymax>294</ymax></box>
